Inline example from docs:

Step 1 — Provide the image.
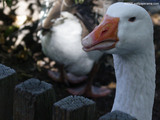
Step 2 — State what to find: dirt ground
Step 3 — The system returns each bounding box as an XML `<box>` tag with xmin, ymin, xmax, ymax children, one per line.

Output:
<box><xmin>0</xmin><ymin>0</ymin><xmax>160</xmax><ymax>119</ymax></box>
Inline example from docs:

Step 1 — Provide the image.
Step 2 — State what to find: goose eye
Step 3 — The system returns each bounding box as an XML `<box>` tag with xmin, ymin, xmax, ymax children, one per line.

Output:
<box><xmin>128</xmin><ymin>17</ymin><xmax>136</xmax><ymax>22</ymax></box>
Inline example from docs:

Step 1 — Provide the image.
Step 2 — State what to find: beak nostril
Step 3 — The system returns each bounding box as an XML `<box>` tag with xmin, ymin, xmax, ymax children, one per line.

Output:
<box><xmin>101</xmin><ymin>29</ymin><xmax>108</xmax><ymax>36</ymax></box>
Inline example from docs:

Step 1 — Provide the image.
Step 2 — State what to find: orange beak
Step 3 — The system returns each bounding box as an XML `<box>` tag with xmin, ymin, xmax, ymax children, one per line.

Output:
<box><xmin>82</xmin><ymin>15</ymin><xmax>120</xmax><ymax>52</ymax></box>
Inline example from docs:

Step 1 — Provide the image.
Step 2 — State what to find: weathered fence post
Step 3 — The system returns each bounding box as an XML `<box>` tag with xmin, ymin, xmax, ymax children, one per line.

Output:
<box><xmin>98</xmin><ymin>110</ymin><xmax>137</xmax><ymax>120</ymax></box>
<box><xmin>0</xmin><ymin>64</ymin><xmax>18</xmax><ymax>120</ymax></box>
<box><xmin>53</xmin><ymin>95</ymin><xmax>96</xmax><ymax>120</ymax></box>
<box><xmin>13</xmin><ymin>78</ymin><xmax>56</xmax><ymax>120</ymax></box>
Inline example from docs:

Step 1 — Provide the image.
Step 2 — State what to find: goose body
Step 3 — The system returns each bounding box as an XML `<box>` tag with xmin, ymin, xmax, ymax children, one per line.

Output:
<box><xmin>40</xmin><ymin>11</ymin><xmax>102</xmax><ymax>76</ymax></box>
<box><xmin>39</xmin><ymin>9</ymin><xmax>111</xmax><ymax>97</ymax></box>
<box><xmin>82</xmin><ymin>2</ymin><xmax>155</xmax><ymax>120</ymax></box>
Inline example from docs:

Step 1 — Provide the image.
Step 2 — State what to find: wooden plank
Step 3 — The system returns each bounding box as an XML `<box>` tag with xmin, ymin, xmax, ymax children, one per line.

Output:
<box><xmin>98</xmin><ymin>110</ymin><xmax>137</xmax><ymax>120</ymax></box>
<box><xmin>0</xmin><ymin>64</ymin><xmax>18</xmax><ymax>120</ymax></box>
<box><xmin>13</xmin><ymin>78</ymin><xmax>56</xmax><ymax>120</ymax></box>
<box><xmin>53</xmin><ymin>95</ymin><xmax>96</xmax><ymax>120</ymax></box>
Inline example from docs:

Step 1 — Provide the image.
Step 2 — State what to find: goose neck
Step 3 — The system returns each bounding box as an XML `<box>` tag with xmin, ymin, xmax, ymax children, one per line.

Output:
<box><xmin>112</xmin><ymin>51</ymin><xmax>156</xmax><ymax>120</ymax></box>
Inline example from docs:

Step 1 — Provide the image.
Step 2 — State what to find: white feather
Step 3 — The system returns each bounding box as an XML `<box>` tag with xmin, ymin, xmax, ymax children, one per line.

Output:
<box><xmin>81</xmin><ymin>2</ymin><xmax>156</xmax><ymax>120</ymax></box>
<box><xmin>105</xmin><ymin>3</ymin><xmax>156</xmax><ymax>120</ymax></box>
<box><xmin>40</xmin><ymin>12</ymin><xmax>103</xmax><ymax>76</ymax></box>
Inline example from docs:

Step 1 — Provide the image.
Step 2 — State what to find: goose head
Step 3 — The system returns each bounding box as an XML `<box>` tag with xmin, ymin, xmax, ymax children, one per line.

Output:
<box><xmin>82</xmin><ymin>2</ymin><xmax>154</xmax><ymax>55</ymax></box>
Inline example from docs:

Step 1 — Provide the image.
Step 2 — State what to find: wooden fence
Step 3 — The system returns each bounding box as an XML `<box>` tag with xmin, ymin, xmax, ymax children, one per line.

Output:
<box><xmin>0</xmin><ymin>64</ymin><xmax>137</xmax><ymax>120</ymax></box>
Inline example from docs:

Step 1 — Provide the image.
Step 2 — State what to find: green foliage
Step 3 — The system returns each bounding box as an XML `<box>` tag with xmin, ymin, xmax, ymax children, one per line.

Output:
<box><xmin>2</xmin><ymin>0</ymin><xmax>12</xmax><ymax>7</ymax></box>
<box><xmin>74</xmin><ymin>0</ymin><xmax>85</xmax><ymax>4</ymax></box>
<box><xmin>4</xmin><ymin>25</ymin><xmax>18</xmax><ymax>38</ymax></box>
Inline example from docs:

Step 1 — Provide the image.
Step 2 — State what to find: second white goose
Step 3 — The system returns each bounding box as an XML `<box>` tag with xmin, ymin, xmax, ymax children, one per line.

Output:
<box><xmin>38</xmin><ymin>1</ymin><xmax>111</xmax><ymax>97</ymax></box>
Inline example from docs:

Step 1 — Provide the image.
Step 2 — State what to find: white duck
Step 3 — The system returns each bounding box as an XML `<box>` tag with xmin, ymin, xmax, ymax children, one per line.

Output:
<box><xmin>82</xmin><ymin>2</ymin><xmax>155</xmax><ymax>120</ymax></box>
<box><xmin>38</xmin><ymin>0</ymin><xmax>111</xmax><ymax>97</ymax></box>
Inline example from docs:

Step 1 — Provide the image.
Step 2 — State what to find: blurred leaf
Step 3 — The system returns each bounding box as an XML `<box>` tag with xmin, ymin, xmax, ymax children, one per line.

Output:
<box><xmin>6</xmin><ymin>0</ymin><xmax>12</xmax><ymax>7</ymax></box>
<box><xmin>4</xmin><ymin>25</ymin><xmax>18</xmax><ymax>37</ymax></box>
<box><xmin>0</xmin><ymin>33</ymin><xmax>5</xmax><ymax>44</ymax></box>
<box><xmin>17</xmin><ymin>48</ymin><xmax>32</xmax><ymax>61</ymax></box>
<box><xmin>2</xmin><ymin>0</ymin><xmax>5</xmax><ymax>5</ymax></box>
<box><xmin>107</xmin><ymin>82</ymin><xmax>116</xmax><ymax>89</ymax></box>
<box><xmin>13</xmin><ymin>15</ymin><xmax>27</xmax><ymax>27</ymax></box>
<box><xmin>2</xmin><ymin>0</ymin><xmax>12</xmax><ymax>7</ymax></box>
<box><xmin>74</xmin><ymin>0</ymin><xmax>85</xmax><ymax>4</ymax></box>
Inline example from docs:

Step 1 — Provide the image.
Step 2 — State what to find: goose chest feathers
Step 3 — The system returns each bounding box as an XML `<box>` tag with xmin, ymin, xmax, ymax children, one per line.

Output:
<box><xmin>40</xmin><ymin>12</ymin><xmax>103</xmax><ymax>76</ymax></box>
<box><xmin>82</xmin><ymin>2</ymin><xmax>156</xmax><ymax>120</ymax></box>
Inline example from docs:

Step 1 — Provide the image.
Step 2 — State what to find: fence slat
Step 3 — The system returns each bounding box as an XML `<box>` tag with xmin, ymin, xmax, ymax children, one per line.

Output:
<box><xmin>13</xmin><ymin>78</ymin><xmax>56</xmax><ymax>120</ymax></box>
<box><xmin>98</xmin><ymin>110</ymin><xmax>137</xmax><ymax>120</ymax></box>
<box><xmin>53</xmin><ymin>95</ymin><xmax>96</xmax><ymax>120</ymax></box>
<box><xmin>0</xmin><ymin>64</ymin><xmax>18</xmax><ymax>120</ymax></box>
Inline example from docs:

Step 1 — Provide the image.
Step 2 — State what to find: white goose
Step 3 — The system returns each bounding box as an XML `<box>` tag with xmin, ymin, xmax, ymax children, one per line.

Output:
<box><xmin>38</xmin><ymin>0</ymin><xmax>111</xmax><ymax>97</ymax></box>
<box><xmin>82</xmin><ymin>2</ymin><xmax>155</xmax><ymax>120</ymax></box>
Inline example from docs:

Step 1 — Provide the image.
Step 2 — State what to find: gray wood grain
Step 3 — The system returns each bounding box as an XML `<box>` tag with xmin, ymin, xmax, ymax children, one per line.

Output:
<box><xmin>53</xmin><ymin>95</ymin><xmax>96</xmax><ymax>120</ymax></box>
<box><xmin>99</xmin><ymin>110</ymin><xmax>137</xmax><ymax>120</ymax></box>
<box><xmin>0</xmin><ymin>64</ymin><xmax>18</xmax><ymax>120</ymax></box>
<box><xmin>13</xmin><ymin>78</ymin><xmax>56</xmax><ymax>120</ymax></box>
